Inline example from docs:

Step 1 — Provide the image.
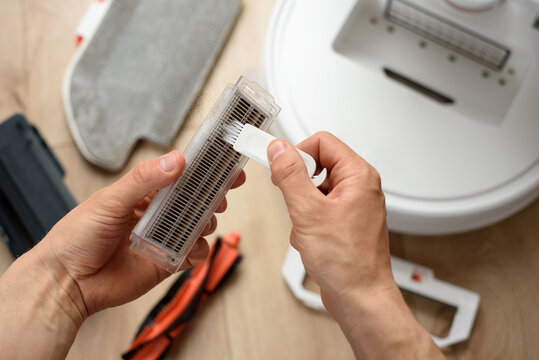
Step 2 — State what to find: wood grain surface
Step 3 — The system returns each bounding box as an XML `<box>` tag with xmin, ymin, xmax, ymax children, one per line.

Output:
<box><xmin>1</xmin><ymin>0</ymin><xmax>538</xmax><ymax>359</ymax></box>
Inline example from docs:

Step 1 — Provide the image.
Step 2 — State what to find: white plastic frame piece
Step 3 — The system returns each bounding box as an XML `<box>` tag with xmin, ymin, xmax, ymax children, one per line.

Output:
<box><xmin>390</xmin><ymin>256</ymin><xmax>480</xmax><ymax>347</ymax></box>
<box><xmin>282</xmin><ymin>246</ymin><xmax>480</xmax><ymax>347</ymax></box>
<box><xmin>75</xmin><ymin>0</ymin><xmax>110</xmax><ymax>43</ymax></box>
<box><xmin>282</xmin><ymin>247</ymin><xmax>325</xmax><ymax>310</ymax></box>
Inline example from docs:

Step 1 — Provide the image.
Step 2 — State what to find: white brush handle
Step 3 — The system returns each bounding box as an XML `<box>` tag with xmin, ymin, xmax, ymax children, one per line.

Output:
<box><xmin>232</xmin><ymin>124</ymin><xmax>327</xmax><ymax>187</ymax></box>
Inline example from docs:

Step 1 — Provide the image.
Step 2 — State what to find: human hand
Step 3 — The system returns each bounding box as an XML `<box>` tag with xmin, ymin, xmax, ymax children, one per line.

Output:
<box><xmin>0</xmin><ymin>150</ymin><xmax>245</xmax><ymax>360</ymax></box>
<box><xmin>37</xmin><ymin>150</ymin><xmax>245</xmax><ymax>317</ymax></box>
<box><xmin>267</xmin><ymin>132</ymin><xmax>443</xmax><ymax>359</ymax></box>
<box><xmin>267</xmin><ymin>132</ymin><xmax>393</xmax><ymax>313</ymax></box>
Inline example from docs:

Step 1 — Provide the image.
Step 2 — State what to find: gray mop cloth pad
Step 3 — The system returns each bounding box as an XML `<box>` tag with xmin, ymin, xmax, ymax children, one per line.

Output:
<box><xmin>63</xmin><ymin>0</ymin><xmax>241</xmax><ymax>170</ymax></box>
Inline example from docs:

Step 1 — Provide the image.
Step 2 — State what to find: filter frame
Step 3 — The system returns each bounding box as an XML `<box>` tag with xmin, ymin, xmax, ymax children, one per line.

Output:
<box><xmin>130</xmin><ymin>77</ymin><xmax>280</xmax><ymax>272</ymax></box>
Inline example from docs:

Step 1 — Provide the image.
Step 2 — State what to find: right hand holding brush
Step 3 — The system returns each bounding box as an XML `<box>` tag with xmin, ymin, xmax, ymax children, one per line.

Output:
<box><xmin>267</xmin><ymin>132</ymin><xmax>444</xmax><ymax>360</ymax></box>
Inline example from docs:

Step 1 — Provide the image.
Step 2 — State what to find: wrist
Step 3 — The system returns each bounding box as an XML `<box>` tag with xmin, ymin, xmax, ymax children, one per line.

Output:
<box><xmin>0</xmin><ymin>240</ymin><xmax>87</xmax><ymax>359</ymax></box>
<box><xmin>7</xmin><ymin>239</ymin><xmax>87</xmax><ymax>330</ymax></box>
<box><xmin>328</xmin><ymin>279</ymin><xmax>400</xmax><ymax>336</ymax></box>
<box><xmin>331</xmin><ymin>282</ymin><xmax>442</xmax><ymax>359</ymax></box>
<box><xmin>32</xmin><ymin>240</ymin><xmax>88</xmax><ymax>327</ymax></box>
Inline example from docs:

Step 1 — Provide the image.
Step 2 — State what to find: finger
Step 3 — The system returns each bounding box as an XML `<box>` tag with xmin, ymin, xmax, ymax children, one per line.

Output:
<box><xmin>135</xmin><ymin>195</ymin><xmax>152</xmax><ymax>211</ymax></box>
<box><xmin>231</xmin><ymin>171</ymin><xmax>246</xmax><ymax>189</ymax></box>
<box><xmin>297</xmin><ymin>132</ymin><xmax>362</xmax><ymax>171</ymax></box>
<box><xmin>133</xmin><ymin>209</ymin><xmax>145</xmax><ymax>220</ymax></box>
<box><xmin>216</xmin><ymin>198</ymin><xmax>227</xmax><ymax>213</ymax></box>
<box><xmin>106</xmin><ymin>150</ymin><xmax>185</xmax><ymax>210</ymax></box>
<box><xmin>146</xmin><ymin>190</ymin><xmax>158</xmax><ymax>201</ymax></box>
<box><xmin>133</xmin><ymin>188</ymin><xmax>161</xmax><ymax>214</ymax></box>
<box><xmin>297</xmin><ymin>132</ymin><xmax>370</xmax><ymax>188</ymax></box>
<box><xmin>201</xmin><ymin>215</ymin><xmax>217</xmax><ymax>236</ymax></box>
<box><xmin>267</xmin><ymin>140</ymin><xmax>321</xmax><ymax>208</ymax></box>
<box><xmin>181</xmin><ymin>237</ymin><xmax>210</xmax><ymax>268</ymax></box>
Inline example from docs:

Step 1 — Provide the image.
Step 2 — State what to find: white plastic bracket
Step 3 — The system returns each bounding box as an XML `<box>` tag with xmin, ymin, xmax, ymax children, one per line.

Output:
<box><xmin>281</xmin><ymin>246</ymin><xmax>480</xmax><ymax>347</ymax></box>
<box><xmin>281</xmin><ymin>247</ymin><xmax>325</xmax><ymax>310</ymax></box>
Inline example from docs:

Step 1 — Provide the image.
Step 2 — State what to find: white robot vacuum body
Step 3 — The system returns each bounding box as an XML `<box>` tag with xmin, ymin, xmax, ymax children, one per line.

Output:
<box><xmin>263</xmin><ymin>0</ymin><xmax>539</xmax><ymax>234</ymax></box>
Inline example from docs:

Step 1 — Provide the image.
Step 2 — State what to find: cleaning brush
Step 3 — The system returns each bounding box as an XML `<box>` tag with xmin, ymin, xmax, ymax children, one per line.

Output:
<box><xmin>222</xmin><ymin>120</ymin><xmax>326</xmax><ymax>187</ymax></box>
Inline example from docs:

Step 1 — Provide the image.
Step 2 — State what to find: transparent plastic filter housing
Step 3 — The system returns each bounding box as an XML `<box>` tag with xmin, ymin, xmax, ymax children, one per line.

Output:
<box><xmin>130</xmin><ymin>77</ymin><xmax>280</xmax><ymax>272</ymax></box>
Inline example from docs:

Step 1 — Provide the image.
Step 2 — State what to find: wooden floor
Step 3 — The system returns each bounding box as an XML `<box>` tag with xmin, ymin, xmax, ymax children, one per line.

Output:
<box><xmin>1</xmin><ymin>1</ymin><xmax>538</xmax><ymax>359</ymax></box>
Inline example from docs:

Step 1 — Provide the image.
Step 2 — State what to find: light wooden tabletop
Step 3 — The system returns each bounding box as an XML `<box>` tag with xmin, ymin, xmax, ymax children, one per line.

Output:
<box><xmin>1</xmin><ymin>1</ymin><xmax>538</xmax><ymax>359</ymax></box>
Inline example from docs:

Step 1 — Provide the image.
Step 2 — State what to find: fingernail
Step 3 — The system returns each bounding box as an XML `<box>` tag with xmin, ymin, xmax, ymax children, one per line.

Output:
<box><xmin>268</xmin><ymin>140</ymin><xmax>287</xmax><ymax>162</ymax></box>
<box><xmin>159</xmin><ymin>152</ymin><xmax>176</xmax><ymax>172</ymax></box>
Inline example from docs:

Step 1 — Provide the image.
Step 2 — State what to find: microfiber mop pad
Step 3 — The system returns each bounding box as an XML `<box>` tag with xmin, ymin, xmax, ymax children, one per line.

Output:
<box><xmin>63</xmin><ymin>0</ymin><xmax>241</xmax><ymax>170</ymax></box>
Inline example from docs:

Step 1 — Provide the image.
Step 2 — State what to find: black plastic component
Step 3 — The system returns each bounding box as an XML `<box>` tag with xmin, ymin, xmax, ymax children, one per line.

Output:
<box><xmin>383</xmin><ymin>67</ymin><xmax>455</xmax><ymax>104</ymax></box>
<box><xmin>0</xmin><ymin>114</ymin><xmax>77</xmax><ymax>258</ymax></box>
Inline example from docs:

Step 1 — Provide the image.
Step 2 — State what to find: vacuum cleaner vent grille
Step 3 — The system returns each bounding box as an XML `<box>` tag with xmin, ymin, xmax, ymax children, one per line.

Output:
<box><xmin>385</xmin><ymin>0</ymin><xmax>510</xmax><ymax>70</ymax></box>
<box><xmin>130</xmin><ymin>77</ymin><xmax>279</xmax><ymax>272</ymax></box>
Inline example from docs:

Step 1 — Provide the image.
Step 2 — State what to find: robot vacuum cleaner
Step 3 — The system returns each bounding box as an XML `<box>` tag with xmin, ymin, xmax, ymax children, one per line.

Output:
<box><xmin>262</xmin><ymin>0</ymin><xmax>539</xmax><ymax>235</ymax></box>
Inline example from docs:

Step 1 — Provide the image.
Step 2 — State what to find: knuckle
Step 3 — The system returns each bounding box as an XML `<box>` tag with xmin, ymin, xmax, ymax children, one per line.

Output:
<box><xmin>346</xmin><ymin>163</ymin><xmax>385</xmax><ymax>203</ymax></box>
<box><xmin>131</xmin><ymin>163</ymin><xmax>148</xmax><ymax>185</ymax></box>
<box><xmin>273</xmin><ymin>159</ymin><xmax>305</xmax><ymax>185</ymax></box>
<box><xmin>368</xmin><ymin>166</ymin><xmax>382</xmax><ymax>187</ymax></box>
<box><xmin>288</xmin><ymin>204</ymin><xmax>306</xmax><ymax>222</ymax></box>
<box><xmin>289</xmin><ymin>232</ymin><xmax>300</xmax><ymax>250</ymax></box>
<box><xmin>365</xmin><ymin>167</ymin><xmax>386</xmax><ymax>205</ymax></box>
<box><xmin>313</xmin><ymin>130</ymin><xmax>332</xmax><ymax>140</ymax></box>
<box><xmin>90</xmin><ymin>187</ymin><xmax>114</xmax><ymax>208</ymax></box>
<box><xmin>356</xmin><ymin>162</ymin><xmax>381</xmax><ymax>186</ymax></box>
<box><xmin>83</xmin><ymin>187</ymin><xmax>120</xmax><ymax>214</ymax></box>
<box><xmin>89</xmin><ymin>187</ymin><xmax>106</xmax><ymax>201</ymax></box>
<box><xmin>289</xmin><ymin>231</ymin><xmax>306</xmax><ymax>253</ymax></box>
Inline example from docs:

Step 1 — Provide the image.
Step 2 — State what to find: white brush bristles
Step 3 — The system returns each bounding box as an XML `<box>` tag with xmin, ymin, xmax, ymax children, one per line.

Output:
<box><xmin>222</xmin><ymin>120</ymin><xmax>244</xmax><ymax>146</ymax></box>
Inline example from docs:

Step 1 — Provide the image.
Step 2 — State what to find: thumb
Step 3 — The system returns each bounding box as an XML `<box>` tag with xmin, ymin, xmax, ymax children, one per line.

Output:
<box><xmin>106</xmin><ymin>150</ymin><xmax>185</xmax><ymax>209</ymax></box>
<box><xmin>268</xmin><ymin>140</ymin><xmax>320</xmax><ymax>208</ymax></box>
